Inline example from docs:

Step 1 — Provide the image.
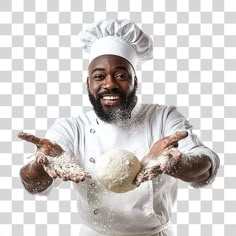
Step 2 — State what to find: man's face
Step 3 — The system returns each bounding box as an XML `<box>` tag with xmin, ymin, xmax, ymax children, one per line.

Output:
<box><xmin>87</xmin><ymin>55</ymin><xmax>138</xmax><ymax>123</ymax></box>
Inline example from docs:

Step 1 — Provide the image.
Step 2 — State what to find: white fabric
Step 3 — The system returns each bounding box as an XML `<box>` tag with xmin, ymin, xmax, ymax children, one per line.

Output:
<box><xmin>78</xmin><ymin>19</ymin><xmax>153</xmax><ymax>68</ymax></box>
<box><xmin>45</xmin><ymin>103</ymin><xmax>220</xmax><ymax>236</ymax></box>
<box><xmin>89</xmin><ymin>36</ymin><xmax>137</xmax><ymax>68</ymax></box>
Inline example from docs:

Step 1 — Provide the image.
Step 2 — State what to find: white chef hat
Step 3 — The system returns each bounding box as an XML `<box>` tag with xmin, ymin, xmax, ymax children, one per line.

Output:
<box><xmin>78</xmin><ymin>19</ymin><xmax>153</xmax><ymax>69</ymax></box>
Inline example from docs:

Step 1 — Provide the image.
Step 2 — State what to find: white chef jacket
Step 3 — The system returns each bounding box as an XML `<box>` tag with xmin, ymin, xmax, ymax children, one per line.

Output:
<box><xmin>44</xmin><ymin>103</ymin><xmax>219</xmax><ymax>236</ymax></box>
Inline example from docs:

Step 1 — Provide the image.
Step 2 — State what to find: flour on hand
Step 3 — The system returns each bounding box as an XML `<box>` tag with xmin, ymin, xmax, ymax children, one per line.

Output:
<box><xmin>40</xmin><ymin>151</ymin><xmax>91</xmax><ymax>182</ymax></box>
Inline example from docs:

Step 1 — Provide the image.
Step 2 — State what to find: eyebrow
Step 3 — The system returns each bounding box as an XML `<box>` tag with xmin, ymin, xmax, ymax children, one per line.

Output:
<box><xmin>91</xmin><ymin>66</ymin><xmax>129</xmax><ymax>74</ymax></box>
<box><xmin>91</xmin><ymin>68</ymin><xmax>105</xmax><ymax>74</ymax></box>
<box><xmin>90</xmin><ymin>68</ymin><xmax>106</xmax><ymax>74</ymax></box>
<box><xmin>113</xmin><ymin>66</ymin><xmax>129</xmax><ymax>72</ymax></box>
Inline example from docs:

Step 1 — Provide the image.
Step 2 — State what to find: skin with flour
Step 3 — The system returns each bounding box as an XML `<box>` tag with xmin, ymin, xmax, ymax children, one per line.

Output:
<box><xmin>17</xmin><ymin>131</ymin><xmax>90</xmax><ymax>193</ymax></box>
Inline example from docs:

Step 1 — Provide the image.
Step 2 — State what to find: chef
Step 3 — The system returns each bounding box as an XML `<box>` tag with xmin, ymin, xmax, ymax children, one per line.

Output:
<box><xmin>19</xmin><ymin>19</ymin><xmax>220</xmax><ymax>236</ymax></box>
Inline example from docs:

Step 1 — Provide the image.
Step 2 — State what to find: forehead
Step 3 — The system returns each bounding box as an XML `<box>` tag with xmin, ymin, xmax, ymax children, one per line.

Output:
<box><xmin>88</xmin><ymin>55</ymin><xmax>133</xmax><ymax>73</ymax></box>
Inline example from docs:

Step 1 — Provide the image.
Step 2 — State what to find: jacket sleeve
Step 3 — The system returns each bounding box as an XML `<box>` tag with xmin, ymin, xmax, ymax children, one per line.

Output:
<box><xmin>45</xmin><ymin>118</ymin><xmax>76</xmax><ymax>155</ymax></box>
<box><xmin>163</xmin><ymin>106</ymin><xmax>220</xmax><ymax>188</ymax></box>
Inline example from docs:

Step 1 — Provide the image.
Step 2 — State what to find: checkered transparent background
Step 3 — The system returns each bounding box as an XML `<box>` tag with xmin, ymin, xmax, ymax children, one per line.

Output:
<box><xmin>0</xmin><ymin>0</ymin><xmax>236</xmax><ymax>235</ymax></box>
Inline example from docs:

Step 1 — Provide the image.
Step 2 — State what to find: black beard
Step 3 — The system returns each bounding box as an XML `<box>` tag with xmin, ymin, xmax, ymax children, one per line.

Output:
<box><xmin>88</xmin><ymin>89</ymin><xmax>137</xmax><ymax>124</ymax></box>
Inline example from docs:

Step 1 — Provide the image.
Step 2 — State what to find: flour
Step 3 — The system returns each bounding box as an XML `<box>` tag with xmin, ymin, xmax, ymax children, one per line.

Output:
<box><xmin>41</xmin><ymin>151</ymin><xmax>90</xmax><ymax>181</ymax></box>
<box><xmin>96</xmin><ymin>149</ymin><xmax>141</xmax><ymax>193</ymax></box>
<box><xmin>135</xmin><ymin>150</ymin><xmax>181</xmax><ymax>185</ymax></box>
<box><xmin>144</xmin><ymin>154</ymin><xmax>170</xmax><ymax>171</ymax></box>
<box><xmin>17</xmin><ymin>131</ymin><xmax>90</xmax><ymax>182</ymax></box>
<box><xmin>144</xmin><ymin>148</ymin><xmax>183</xmax><ymax>176</ymax></box>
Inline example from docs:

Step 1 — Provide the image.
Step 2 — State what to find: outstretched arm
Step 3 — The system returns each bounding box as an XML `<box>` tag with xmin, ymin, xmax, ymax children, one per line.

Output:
<box><xmin>20</xmin><ymin>160</ymin><xmax>54</xmax><ymax>194</ymax></box>
<box><xmin>17</xmin><ymin>132</ymin><xmax>91</xmax><ymax>194</ymax></box>
<box><xmin>135</xmin><ymin>131</ymin><xmax>212</xmax><ymax>187</ymax></box>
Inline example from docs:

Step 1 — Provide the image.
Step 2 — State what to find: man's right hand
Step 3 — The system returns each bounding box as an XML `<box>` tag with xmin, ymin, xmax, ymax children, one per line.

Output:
<box><xmin>17</xmin><ymin>131</ymin><xmax>91</xmax><ymax>193</ymax></box>
<box><xmin>17</xmin><ymin>131</ymin><xmax>64</xmax><ymax>162</ymax></box>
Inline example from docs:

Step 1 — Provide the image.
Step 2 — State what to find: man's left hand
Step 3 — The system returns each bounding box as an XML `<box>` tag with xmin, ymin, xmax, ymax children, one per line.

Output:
<box><xmin>135</xmin><ymin>130</ymin><xmax>211</xmax><ymax>187</ymax></box>
<box><xmin>135</xmin><ymin>131</ymin><xmax>188</xmax><ymax>186</ymax></box>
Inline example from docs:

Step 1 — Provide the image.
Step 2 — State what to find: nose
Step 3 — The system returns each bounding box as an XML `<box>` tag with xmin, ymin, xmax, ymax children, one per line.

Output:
<box><xmin>102</xmin><ymin>75</ymin><xmax>119</xmax><ymax>90</ymax></box>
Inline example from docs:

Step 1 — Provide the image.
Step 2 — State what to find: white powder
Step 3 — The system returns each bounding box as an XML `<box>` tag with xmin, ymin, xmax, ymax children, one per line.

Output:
<box><xmin>144</xmin><ymin>154</ymin><xmax>170</xmax><ymax>171</ymax></box>
<box><xmin>143</xmin><ymin>148</ymin><xmax>182</xmax><ymax>175</ymax></box>
<box><xmin>96</xmin><ymin>149</ymin><xmax>141</xmax><ymax>193</ymax></box>
<box><xmin>42</xmin><ymin>152</ymin><xmax>88</xmax><ymax>180</ymax></box>
<box><xmin>139</xmin><ymin>148</ymin><xmax>185</xmax><ymax>182</ymax></box>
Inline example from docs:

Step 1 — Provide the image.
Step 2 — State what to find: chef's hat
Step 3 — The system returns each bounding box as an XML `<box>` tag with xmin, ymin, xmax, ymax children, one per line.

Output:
<box><xmin>78</xmin><ymin>19</ymin><xmax>153</xmax><ymax>68</ymax></box>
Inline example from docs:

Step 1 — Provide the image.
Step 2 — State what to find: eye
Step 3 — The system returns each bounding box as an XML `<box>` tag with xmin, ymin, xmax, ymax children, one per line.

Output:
<box><xmin>93</xmin><ymin>74</ymin><xmax>106</xmax><ymax>81</ymax></box>
<box><xmin>114</xmin><ymin>73</ymin><xmax>129</xmax><ymax>81</ymax></box>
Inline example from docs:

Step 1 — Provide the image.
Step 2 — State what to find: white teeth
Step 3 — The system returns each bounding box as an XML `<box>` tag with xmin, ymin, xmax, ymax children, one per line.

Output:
<box><xmin>103</xmin><ymin>96</ymin><xmax>119</xmax><ymax>100</ymax></box>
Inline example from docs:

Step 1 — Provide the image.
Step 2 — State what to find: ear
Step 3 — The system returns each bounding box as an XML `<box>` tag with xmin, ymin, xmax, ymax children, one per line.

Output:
<box><xmin>86</xmin><ymin>77</ymin><xmax>89</xmax><ymax>88</ymax></box>
<box><xmin>134</xmin><ymin>76</ymin><xmax>138</xmax><ymax>89</ymax></box>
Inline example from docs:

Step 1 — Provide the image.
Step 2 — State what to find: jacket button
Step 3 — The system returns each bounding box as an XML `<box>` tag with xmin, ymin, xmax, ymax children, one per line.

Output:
<box><xmin>90</xmin><ymin>183</ymin><xmax>95</xmax><ymax>187</ymax></box>
<box><xmin>89</xmin><ymin>157</ymin><xmax>95</xmax><ymax>163</ymax></box>
<box><xmin>93</xmin><ymin>209</ymin><xmax>99</xmax><ymax>215</ymax></box>
<box><xmin>90</xmin><ymin>129</ymin><xmax>96</xmax><ymax>134</ymax></box>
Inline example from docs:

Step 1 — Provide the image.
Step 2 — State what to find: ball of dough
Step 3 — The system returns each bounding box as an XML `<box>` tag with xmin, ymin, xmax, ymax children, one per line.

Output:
<box><xmin>96</xmin><ymin>149</ymin><xmax>141</xmax><ymax>193</ymax></box>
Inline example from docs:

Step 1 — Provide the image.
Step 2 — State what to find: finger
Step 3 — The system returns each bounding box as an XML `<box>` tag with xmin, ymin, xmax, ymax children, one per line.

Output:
<box><xmin>58</xmin><ymin>173</ymin><xmax>69</xmax><ymax>181</ymax></box>
<box><xmin>59</xmin><ymin>170</ymin><xmax>70</xmax><ymax>181</ymax></box>
<box><xmin>135</xmin><ymin>171</ymin><xmax>147</xmax><ymax>186</ymax></box>
<box><xmin>172</xmin><ymin>142</ymin><xmax>178</xmax><ymax>148</ymax></box>
<box><xmin>81</xmin><ymin>171</ymin><xmax>91</xmax><ymax>179</ymax></box>
<box><xmin>71</xmin><ymin>177</ymin><xmax>81</xmax><ymax>183</ymax></box>
<box><xmin>43</xmin><ymin>165</ymin><xmax>57</xmax><ymax>179</ymax></box>
<box><xmin>135</xmin><ymin>177</ymin><xmax>142</xmax><ymax>187</ymax></box>
<box><xmin>136</xmin><ymin>161</ymin><xmax>159</xmax><ymax>185</ymax></box>
<box><xmin>71</xmin><ymin>169</ymin><xmax>91</xmax><ymax>179</ymax></box>
<box><xmin>36</xmin><ymin>152</ymin><xmax>48</xmax><ymax>165</ymax></box>
<box><xmin>163</xmin><ymin>142</ymin><xmax>178</xmax><ymax>152</ymax></box>
<box><xmin>70</xmin><ymin>173</ymin><xmax>84</xmax><ymax>183</ymax></box>
<box><xmin>53</xmin><ymin>164</ymin><xmax>69</xmax><ymax>181</ymax></box>
<box><xmin>149</xmin><ymin>131</ymin><xmax>188</xmax><ymax>157</ymax></box>
<box><xmin>162</xmin><ymin>131</ymin><xmax>188</xmax><ymax>149</ymax></box>
<box><xmin>148</xmin><ymin>172</ymin><xmax>157</xmax><ymax>180</ymax></box>
<box><xmin>17</xmin><ymin>131</ymin><xmax>43</xmax><ymax>147</ymax></box>
<box><xmin>140</xmin><ymin>172</ymin><xmax>152</xmax><ymax>182</ymax></box>
<box><xmin>69</xmin><ymin>171</ymin><xmax>91</xmax><ymax>183</ymax></box>
<box><xmin>134</xmin><ymin>173</ymin><xmax>142</xmax><ymax>186</ymax></box>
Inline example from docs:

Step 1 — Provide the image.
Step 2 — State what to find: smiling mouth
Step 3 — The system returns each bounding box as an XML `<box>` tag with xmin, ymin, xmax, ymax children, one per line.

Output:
<box><xmin>100</xmin><ymin>95</ymin><xmax>121</xmax><ymax>106</ymax></box>
<box><xmin>103</xmin><ymin>95</ymin><xmax>120</xmax><ymax>100</ymax></box>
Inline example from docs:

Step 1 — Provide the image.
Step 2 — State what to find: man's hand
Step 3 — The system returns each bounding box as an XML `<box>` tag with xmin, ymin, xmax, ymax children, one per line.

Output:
<box><xmin>17</xmin><ymin>131</ymin><xmax>91</xmax><ymax>183</ymax></box>
<box><xmin>135</xmin><ymin>131</ymin><xmax>188</xmax><ymax>186</ymax></box>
